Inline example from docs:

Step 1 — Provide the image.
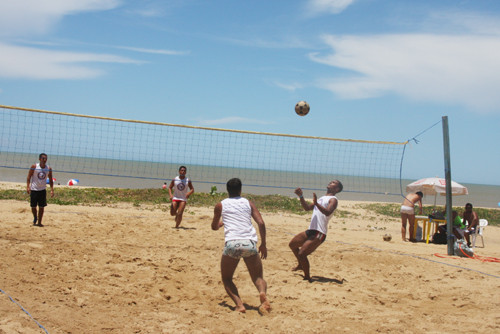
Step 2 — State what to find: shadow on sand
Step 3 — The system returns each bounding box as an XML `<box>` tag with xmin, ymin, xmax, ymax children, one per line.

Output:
<box><xmin>310</xmin><ymin>276</ymin><xmax>345</xmax><ymax>284</ymax></box>
<box><xmin>218</xmin><ymin>301</ymin><xmax>260</xmax><ymax>313</ymax></box>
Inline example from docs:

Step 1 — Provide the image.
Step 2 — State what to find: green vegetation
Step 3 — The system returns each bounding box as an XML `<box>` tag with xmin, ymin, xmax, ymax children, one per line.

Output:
<box><xmin>0</xmin><ymin>187</ymin><xmax>306</xmax><ymax>214</ymax></box>
<box><xmin>2</xmin><ymin>188</ymin><xmax>498</xmax><ymax>225</ymax></box>
<box><xmin>359</xmin><ymin>203</ymin><xmax>500</xmax><ymax>226</ymax></box>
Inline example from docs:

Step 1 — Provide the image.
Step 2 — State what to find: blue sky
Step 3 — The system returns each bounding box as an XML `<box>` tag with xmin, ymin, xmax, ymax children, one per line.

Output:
<box><xmin>1</xmin><ymin>0</ymin><xmax>499</xmax><ymax>186</ymax></box>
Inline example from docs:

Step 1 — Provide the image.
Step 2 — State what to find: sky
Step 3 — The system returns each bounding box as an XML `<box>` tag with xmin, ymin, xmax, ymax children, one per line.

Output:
<box><xmin>0</xmin><ymin>0</ymin><xmax>499</xmax><ymax>186</ymax></box>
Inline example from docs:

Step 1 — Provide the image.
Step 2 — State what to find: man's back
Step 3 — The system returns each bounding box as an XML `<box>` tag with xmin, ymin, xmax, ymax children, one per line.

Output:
<box><xmin>402</xmin><ymin>193</ymin><xmax>419</xmax><ymax>207</ymax></box>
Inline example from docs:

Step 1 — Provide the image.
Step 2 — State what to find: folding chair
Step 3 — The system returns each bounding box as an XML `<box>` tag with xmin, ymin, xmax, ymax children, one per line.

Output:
<box><xmin>471</xmin><ymin>219</ymin><xmax>488</xmax><ymax>248</ymax></box>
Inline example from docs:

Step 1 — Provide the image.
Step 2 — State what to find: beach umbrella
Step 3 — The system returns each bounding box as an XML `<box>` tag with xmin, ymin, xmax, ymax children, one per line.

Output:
<box><xmin>406</xmin><ymin>177</ymin><xmax>468</xmax><ymax>206</ymax></box>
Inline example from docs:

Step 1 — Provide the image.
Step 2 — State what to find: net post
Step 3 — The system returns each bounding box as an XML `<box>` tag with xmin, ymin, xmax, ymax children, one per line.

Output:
<box><xmin>442</xmin><ymin>116</ymin><xmax>454</xmax><ymax>255</ymax></box>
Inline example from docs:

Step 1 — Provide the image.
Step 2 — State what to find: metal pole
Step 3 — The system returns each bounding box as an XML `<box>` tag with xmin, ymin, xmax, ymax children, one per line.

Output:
<box><xmin>442</xmin><ymin>116</ymin><xmax>454</xmax><ymax>255</ymax></box>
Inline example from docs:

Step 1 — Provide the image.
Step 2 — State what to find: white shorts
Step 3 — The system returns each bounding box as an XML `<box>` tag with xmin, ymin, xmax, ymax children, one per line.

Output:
<box><xmin>223</xmin><ymin>240</ymin><xmax>258</xmax><ymax>259</ymax></box>
<box><xmin>400</xmin><ymin>205</ymin><xmax>415</xmax><ymax>215</ymax></box>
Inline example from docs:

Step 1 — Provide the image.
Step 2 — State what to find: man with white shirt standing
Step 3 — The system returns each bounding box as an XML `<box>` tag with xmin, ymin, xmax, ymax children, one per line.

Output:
<box><xmin>27</xmin><ymin>153</ymin><xmax>54</xmax><ymax>227</ymax></box>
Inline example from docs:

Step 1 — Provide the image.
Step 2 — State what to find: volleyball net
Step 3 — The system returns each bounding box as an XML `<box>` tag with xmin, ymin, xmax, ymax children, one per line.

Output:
<box><xmin>0</xmin><ymin>105</ymin><xmax>408</xmax><ymax>197</ymax></box>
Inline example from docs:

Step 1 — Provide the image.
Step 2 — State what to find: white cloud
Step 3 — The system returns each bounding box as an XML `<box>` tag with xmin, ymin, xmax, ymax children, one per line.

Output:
<box><xmin>132</xmin><ymin>7</ymin><xmax>165</xmax><ymax>18</ymax></box>
<box><xmin>311</xmin><ymin>33</ymin><xmax>500</xmax><ymax>113</ymax></box>
<box><xmin>198</xmin><ymin>117</ymin><xmax>269</xmax><ymax>126</ymax></box>
<box><xmin>0</xmin><ymin>42</ymin><xmax>140</xmax><ymax>79</ymax></box>
<box><xmin>273</xmin><ymin>81</ymin><xmax>303</xmax><ymax>92</ymax></box>
<box><xmin>425</xmin><ymin>11</ymin><xmax>500</xmax><ymax>36</ymax></box>
<box><xmin>0</xmin><ymin>0</ymin><xmax>121</xmax><ymax>36</ymax></box>
<box><xmin>114</xmin><ymin>46</ymin><xmax>189</xmax><ymax>56</ymax></box>
<box><xmin>217</xmin><ymin>35</ymin><xmax>311</xmax><ymax>49</ymax></box>
<box><xmin>305</xmin><ymin>0</ymin><xmax>355</xmax><ymax>16</ymax></box>
<box><xmin>125</xmin><ymin>1</ymin><xmax>185</xmax><ymax>18</ymax></box>
<box><xmin>0</xmin><ymin>1</ymin><xmax>154</xmax><ymax>80</ymax></box>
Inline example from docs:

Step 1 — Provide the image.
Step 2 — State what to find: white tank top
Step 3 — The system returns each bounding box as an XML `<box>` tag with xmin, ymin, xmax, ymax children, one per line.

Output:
<box><xmin>172</xmin><ymin>176</ymin><xmax>190</xmax><ymax>200</ymax></box>
<box><xmin>221</xmin><ymin>197</ymin><xmax>258</xmax><ymax>242</ymax></box>
<box><xmin>308</xmin><ymin>195</ymin><xmax>337</xmax><ymax>235</ymax></box>
<box><xmin>30</xmin><ymin>163</ymin><xmax>50</xmax><ymax>191</ymax></box>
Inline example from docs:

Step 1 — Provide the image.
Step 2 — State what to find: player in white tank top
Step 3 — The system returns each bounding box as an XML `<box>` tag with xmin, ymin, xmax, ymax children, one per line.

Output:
<box><xmin>211</xmin><ymin>178</ymin><xmax>270</xmax><ymax>314</ymax></box>
<box><xmin>220</xmin><ymin>196</ymin><xmax>258</xmax><ymax>242</ymax></box>
<box><xmin>168</xmin><ymin>166</ymin><xmax>194</xmax><ymax>228</ymax></box>
<box><xmin>26</xmin><ymin>153</ymin><xmax>54</xmax><ymax>227</ymax></box>
<box><xmin>289</xmin><ymin>180</ymin><xmax>343</xmax><ymax>282</ymax></box>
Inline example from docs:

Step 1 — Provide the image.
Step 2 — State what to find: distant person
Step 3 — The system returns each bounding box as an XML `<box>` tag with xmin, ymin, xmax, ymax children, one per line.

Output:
<box><xmin>463</xmin><ymin>203</ymin><xmax>479</xmax><ymax>247</ymax></box>
<box><xmin>400</xmin><ymin>191</ymin><xmax>423</xmax><ymax>242</ymax></box>
<box><xmin>27</xmin><ymin>153</ymin><xmax>54</xmax><ymax>227</ymax></box>
<box><xmin>289</xmin><ymin>180</ymin><xmax>343</xmax><ymax>282</ymax></box>
<box><xmin>211</xmin><ymin>178</ymin><xmax>270</xmax><ymax>314</ymax></box>
<box><xmin>437</xmin><ymin>209</ymin><xmax>465</xmax><ymax>240</ymax></box>
<box><xmin>168</xmin><ymin>166</ymin><xmax>194</xmax><ymax>228</ymax></box>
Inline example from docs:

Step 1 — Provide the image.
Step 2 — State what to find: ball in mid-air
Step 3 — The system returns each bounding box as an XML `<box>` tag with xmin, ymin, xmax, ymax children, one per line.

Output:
<box><xmin>383</xmin><ymin>234</ymin><xmax>392</xmax><ymax>242</ymax></box>
<box><xmin>295</xmin><ymin>101</ymin><xmax>310</xmax><ymax>116</ymax></box>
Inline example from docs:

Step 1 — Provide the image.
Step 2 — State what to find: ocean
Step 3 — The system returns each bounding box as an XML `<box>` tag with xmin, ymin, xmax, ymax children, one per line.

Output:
<box><xmin>2</xmin><ymin>155</ymin><xmax>499</xmax><ymax>209</ymax></box>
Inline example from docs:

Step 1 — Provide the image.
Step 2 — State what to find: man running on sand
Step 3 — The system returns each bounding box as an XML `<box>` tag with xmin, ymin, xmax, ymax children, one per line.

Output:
<box><xmin>211</xmin><ymin>178</ymin><xmax>270</xmax><ymax>314</ymax></box>
<box><xmin>400</xmin><ymin>191</ymin><xmax>423</xmax><ymax>242</ymax></box>
<box><xmin>289</xmin><ymin>180</ymin><xmax>343</xmax><ymax>282</ymax></box>
<box><xmin>168</xmin><ymin>166</ymin><xmax>194</xmax><ymax>228</ymax></box>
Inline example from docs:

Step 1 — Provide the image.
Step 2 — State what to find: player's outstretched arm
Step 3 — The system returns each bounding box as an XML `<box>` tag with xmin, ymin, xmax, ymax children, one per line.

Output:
<box><xmin>295</xmin><ymin>188</ymin><xmax>314</xmax><ymax>211</ymax></box>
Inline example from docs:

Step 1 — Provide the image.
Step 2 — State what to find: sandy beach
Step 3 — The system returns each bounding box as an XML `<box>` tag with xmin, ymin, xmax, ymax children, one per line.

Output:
<box><xmin>1</xmin><ymin>182</ymin><xmax>499</xmax><ymax>333</ymax></box>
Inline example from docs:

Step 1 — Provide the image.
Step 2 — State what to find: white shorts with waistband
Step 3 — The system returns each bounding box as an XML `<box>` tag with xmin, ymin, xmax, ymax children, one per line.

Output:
<box><xmin>400</xmin><ymin>205</ymin><xmax>415</xmax><ymax>215</ymax></box>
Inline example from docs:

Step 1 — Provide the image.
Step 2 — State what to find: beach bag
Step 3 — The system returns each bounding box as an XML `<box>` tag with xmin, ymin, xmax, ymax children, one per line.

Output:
<box><xmin>428</xmin><ymin>210</ymin><xmax>444</xmax><ymax>220</ymax></box>
<box><xmin>432</xmin><ymin>232</ymin><xmax>447</xmax><ymax>244</ymax></box>
<box><xmin>454</xmin><ymin>239</ymin><xmax>474</xmax><ymax>257</ymax></box>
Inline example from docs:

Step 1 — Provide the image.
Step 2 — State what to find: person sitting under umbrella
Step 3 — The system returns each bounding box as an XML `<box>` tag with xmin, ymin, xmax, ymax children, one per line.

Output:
<box><xmin>437</xmin><ymin>207</ymin><xmax>466</xmax><ymax>240</ymax></box>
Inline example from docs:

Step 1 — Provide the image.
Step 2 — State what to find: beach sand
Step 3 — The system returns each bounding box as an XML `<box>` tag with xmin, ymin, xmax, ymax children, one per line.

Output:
<box><xmin>1</xmin><ymin>182</ymin><xmax>499</xmax><ymax>333</ymax></box>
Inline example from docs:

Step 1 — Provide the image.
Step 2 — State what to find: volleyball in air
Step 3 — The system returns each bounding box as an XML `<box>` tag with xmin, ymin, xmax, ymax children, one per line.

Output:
<box><xmin>295</xmin><ymin>101</ymin><xmax>310</xmax><ymax>116</ymax></box>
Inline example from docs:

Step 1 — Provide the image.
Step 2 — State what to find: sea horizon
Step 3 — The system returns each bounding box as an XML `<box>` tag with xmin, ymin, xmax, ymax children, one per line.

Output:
<box><xmin>2</xmin><ymin>163</ymin><xmax>499</xmax><ymax>209</ymax></box>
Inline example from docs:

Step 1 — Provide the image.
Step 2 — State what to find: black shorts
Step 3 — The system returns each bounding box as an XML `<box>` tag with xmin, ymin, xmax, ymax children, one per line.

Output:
<box><xmin>30</xmin><ymin>190</ymin><xmax>47</xmax><ymax>208</ymax></box>
<box><xmin>306</xmin><ymin>229</ymin><xmax>326</xmax><ymax>243</ymax></box>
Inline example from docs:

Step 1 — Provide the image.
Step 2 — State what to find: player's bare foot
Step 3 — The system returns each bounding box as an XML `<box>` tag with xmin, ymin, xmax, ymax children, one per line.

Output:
<box><xmin>303</xmin><ymin>276</ymin><xmax>312</xmax><ymax>283</ymax></box>
<box><xmin>236</xmin><ymin>305</ymin><xmax>246</xmax><ymax>313</ymax></box>
<box><xmin>258</xmin><ymin>292</ymin><xmax>271</xmax><ymax>315</ymax></box>
<box><xmin>292</xmin><ymin>265</ymin><xmax>302</xmax><ymax>271</ymax></box>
